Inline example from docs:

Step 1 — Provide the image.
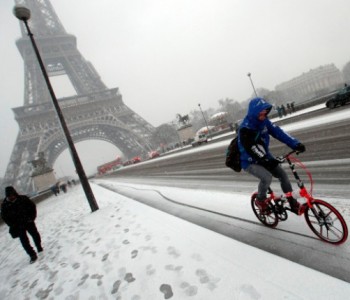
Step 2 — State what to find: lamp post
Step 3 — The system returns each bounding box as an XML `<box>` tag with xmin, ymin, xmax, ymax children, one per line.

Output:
<box><xmin>247</xmin><ymin>72</ymin><xmax>258</xmax><ymax>97</ymax></box>
<box><xmin>198</xmin><ymin>103</ymin><xmax>210</xmax><ymax>137</ymax></box>
<box><xmin>13</xmin><ymin>5</ymin><xmax>99</xmax><ymax>212</ymax></box>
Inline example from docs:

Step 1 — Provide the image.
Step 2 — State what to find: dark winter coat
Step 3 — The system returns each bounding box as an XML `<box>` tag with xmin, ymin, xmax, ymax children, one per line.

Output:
<box><xmin>238</xmin><ymin>97</ymin><xmax>300</xmax><ymax>169</ymax></box>
<box><xmin>1</xmin><ymin>195</ymin><xmax>37</xmax><ymax>238</ymax></box>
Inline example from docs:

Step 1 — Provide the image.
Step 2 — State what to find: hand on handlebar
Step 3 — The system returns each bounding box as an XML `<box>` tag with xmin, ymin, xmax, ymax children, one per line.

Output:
<box><xmin>294</xmin><ymin>143</ymin><xmax>306</xmax><ymax>153</ymax></box>
<box><xmin>280</xmin><ymin>144</ymin><xmax>306</xmax><ymax>161</ymax></box>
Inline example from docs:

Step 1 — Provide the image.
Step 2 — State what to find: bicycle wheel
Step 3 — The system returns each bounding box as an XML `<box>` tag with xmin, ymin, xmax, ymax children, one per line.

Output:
<box><xmin>304</xmin><ymin>199</ymin><xmax>348</xmax><ymax>245</ymax></box>
<box><xmin>251</xmin><ymin>195</ymin><xmax>279</xmax><ymax>228</ymax></box>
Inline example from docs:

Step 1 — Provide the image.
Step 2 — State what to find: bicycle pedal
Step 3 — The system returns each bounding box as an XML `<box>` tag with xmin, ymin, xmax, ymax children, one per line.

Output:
<box><xmin>275</xmin><ymin>198</ymin><xmax>287</xmax><ymax>205</ymax></box>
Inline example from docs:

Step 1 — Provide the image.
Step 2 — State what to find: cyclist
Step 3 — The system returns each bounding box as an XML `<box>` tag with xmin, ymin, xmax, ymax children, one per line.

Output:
<box><xmin>238</xmin><ymin>97</ymin><xmax>306</xmax><ymax>214</ymax></box>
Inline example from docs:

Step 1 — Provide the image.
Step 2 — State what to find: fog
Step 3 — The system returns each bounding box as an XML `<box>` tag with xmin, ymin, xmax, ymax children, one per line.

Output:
<box><xmin>1</xmin><ymin>0</ymin><xmax>350</xmax><ymax>178</ymax></box>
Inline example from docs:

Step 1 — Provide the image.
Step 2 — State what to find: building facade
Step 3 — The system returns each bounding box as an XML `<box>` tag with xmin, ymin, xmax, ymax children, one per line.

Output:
<box><xmin>275</xmin><ymin>64</ymin><xmax>344</xmax><ymax>102</ymax></box>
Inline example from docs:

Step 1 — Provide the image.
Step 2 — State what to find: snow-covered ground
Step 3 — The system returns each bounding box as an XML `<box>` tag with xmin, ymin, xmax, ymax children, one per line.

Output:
<box><xmin>0</xmin><ymin>184</ymin><xmax>349</xmax><ymax>300</ymax></box>
<box><xmin>1</xmin><ymin>104</ymin><xmax>349</xmax><ymax>299</ymax></box>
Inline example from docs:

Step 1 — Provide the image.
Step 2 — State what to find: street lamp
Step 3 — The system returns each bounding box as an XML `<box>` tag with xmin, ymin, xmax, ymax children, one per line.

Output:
<box><xmin>13</xmin><ymin>5</ymin><xmax>99</xmax><ymax>212</ymax></box>
<box><xmin>247</xmin><ymin>72</ymin><xmax>258</xmax><ymax>97</ymax></box>
<box><xmin>198</xmin><ymin>103</ymin><xmax>210</xmax><ymax>137</ymax></box>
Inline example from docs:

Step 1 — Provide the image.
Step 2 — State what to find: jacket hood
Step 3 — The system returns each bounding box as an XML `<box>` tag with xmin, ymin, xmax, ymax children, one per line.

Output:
<box><xmin>247</xmin><ymin>97</ymin><xmax>272</xmax><ymax>119</ymax></box>
<box><xmin>5</xmin><ymin>186</ymin><xmax>18</xmax><ymax>197</ymax></box>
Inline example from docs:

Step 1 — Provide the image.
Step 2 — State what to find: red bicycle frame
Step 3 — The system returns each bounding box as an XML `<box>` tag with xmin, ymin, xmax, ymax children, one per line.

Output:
<box><xmin>285</xmin><ymin>152</ymin><xmax>314</xmax><ymax>209</ymax></box>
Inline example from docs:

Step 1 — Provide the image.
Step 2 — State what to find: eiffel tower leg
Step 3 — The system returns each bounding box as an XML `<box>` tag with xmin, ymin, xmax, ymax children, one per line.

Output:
<box><xmin>3</xmin><ymin>136</ymin><xmax>40</xmax><ymax>193</ymax></box>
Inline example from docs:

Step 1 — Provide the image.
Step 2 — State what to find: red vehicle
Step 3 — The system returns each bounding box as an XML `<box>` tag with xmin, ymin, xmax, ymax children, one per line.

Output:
<box><xmin>97</xmin><ymin>156</ymin><xmax>122</xmax><ymax>175</ymax></box>
<box><xmin>148</xmin><ymin>151</ymin><xmax>160</xmax><ymax>159</ymax></box>
<box><xmin>132</xmin><ymin>156</ymin><xmax>141</xmax><ymax>163</ymax></box>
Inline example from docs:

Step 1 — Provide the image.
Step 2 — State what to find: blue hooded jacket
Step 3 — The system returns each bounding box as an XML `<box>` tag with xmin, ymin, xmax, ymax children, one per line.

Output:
<box><xmin>238</xmin><ymin>97</ymin><xmax>300</xmax><ymax>169</ymax></box>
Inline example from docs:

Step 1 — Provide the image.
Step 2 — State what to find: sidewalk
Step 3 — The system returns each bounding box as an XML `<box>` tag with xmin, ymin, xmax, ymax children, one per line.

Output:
<box><xmin>0</xmin><ymin>184</ymin><xmax>349</xmax><ymax>299</ymax></box>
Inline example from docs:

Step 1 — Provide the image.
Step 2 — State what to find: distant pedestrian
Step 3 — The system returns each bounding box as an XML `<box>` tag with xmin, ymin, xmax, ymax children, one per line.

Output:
<box><xmin>286</xmin><ymin>103</ymin><xmax>291</xmax><ymax>114</ymax></box>
<box><xmin>1</xmin><ymin>186</ymin><xmax>43</xmax><ymax>264</ymax></box>
<box><xmin>281</xmin><ymin>104</ymin><xmax>287</xmax><ymax>116</ymax></box>
<box><xmin>50</xmin><ymin>184</ymin><xmax>59</xmax><ymax>196</ymax></box>
<box><xmin>291</xmin><ymin>102</ymin><xmax>296</xmax><ymax>113</ymax></box>
<box><xmin>60</xmin><ymin>183</ymin><xmax>67</xmax><ymax>193</ymax></box>
<box><xmin>276</xmin><ymin>105</ymin><xmax>282</xmax><ymax>118</ymax></box>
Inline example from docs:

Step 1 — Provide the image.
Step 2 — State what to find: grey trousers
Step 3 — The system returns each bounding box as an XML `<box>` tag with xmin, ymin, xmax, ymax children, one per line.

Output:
<box><xmin>245</xmin><ymin>164</ymin><xmax>293</xmax><ymax>200</ymax></box>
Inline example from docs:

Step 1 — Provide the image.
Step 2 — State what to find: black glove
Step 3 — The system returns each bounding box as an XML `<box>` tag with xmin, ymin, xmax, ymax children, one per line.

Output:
<box><xmin>294</xmin><ymin>143</ymin><xmax>306</xmax><ymax>153</ymax></box>
<box><xmin>260</xmin><ymin>158</ymin><xmax>280</xmax><ymax>172</ymax></box>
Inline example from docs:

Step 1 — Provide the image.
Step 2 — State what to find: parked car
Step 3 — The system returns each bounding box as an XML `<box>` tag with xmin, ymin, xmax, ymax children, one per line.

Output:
<box><xmin>132</xmin><ymin>156</ymin><xmax>142</xmax><ymax>163</ymax></box>
<box><xmin>191</xmin><ymin>134</ymin><xmax>208</xmax><ymax>147</ymax></box>
<box><xmin>148</xmin><ymin>151</ymin><xmax>160</xmax><ymax>159</ymax></box>
<box><xmin>122</xmin><ymin>160</ymin><xmax>133</xmax><ymax>166</ymax></box>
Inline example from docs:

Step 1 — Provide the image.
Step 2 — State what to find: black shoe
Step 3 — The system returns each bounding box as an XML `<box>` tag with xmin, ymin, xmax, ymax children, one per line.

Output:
<box><xmin>30</xmin><ymin>255</ymin><xmax>38</xmax><ymax>264</ymax></box>
<box><xmin>287</xmin><ymin>197</ymin><xmax>301</xmax><ymax>215</ymax></box>
<box><xmin>37</xmin><ymin>247</ymin><xmax>43</xmax><ymax>253</ymax></box>
<box><xmin>290</xmin><ymin>203</ymin><xmax>300</xmax><ymax>214</ymax></box>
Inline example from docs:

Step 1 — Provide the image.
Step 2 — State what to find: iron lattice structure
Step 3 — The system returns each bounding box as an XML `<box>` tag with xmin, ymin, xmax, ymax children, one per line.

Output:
<box><xmin>3</xmin><ymin>0</ymin><xmax>155</xmax><ymax>192</ymax></box>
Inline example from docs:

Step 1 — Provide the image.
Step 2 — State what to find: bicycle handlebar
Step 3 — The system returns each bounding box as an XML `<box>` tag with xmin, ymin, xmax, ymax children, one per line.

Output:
<box><xmin>276</xmin><ymin>150</ymin><xmax>301</xmax><ymax>162</ymax></box>
<box><xmin>285</xmin><ymin>150</ymin><xmax>298</xmax><ymax>158</ymax></box>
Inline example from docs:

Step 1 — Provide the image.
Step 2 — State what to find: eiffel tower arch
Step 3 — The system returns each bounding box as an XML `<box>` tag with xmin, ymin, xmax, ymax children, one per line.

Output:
<box><xmin>3</xmin><ymin>0</ymin><xmax>156</xmax><ymax>193</ymax></box>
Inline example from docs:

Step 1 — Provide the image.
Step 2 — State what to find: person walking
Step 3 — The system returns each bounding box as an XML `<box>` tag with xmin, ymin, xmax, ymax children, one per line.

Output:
<box><xmin>238</xmin><ymin>97</ymin><xmax>306</xmax><ymax>214</ymax></box>
<box><xmin>1</xmin><ymin>186</ymin><xmax>43</xmax><ymax>264</ymax></box>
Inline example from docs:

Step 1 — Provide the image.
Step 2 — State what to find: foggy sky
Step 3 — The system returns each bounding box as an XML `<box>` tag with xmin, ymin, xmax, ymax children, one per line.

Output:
<box><xmin>1</xmin><ymin>0</ymin><xmax>349</xmax><ymax>178</ymax></box>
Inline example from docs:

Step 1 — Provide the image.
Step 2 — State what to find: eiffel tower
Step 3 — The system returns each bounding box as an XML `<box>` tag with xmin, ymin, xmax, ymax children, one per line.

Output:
<box><xmin>3</xmin><ymin>0</ymin><xmax>155</xmax><ymax>193</ymax></box>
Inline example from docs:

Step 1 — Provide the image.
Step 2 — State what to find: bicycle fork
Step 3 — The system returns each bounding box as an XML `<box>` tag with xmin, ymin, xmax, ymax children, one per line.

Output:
<box><xmin>286</xmin><ymin>157</ymin><xmax>313</xmax><ymax>209</ymax></box>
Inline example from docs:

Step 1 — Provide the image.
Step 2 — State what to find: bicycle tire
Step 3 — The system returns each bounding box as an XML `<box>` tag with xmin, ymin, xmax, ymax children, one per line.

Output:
<box><xmin>251</xmin><ymin>195</ymin><xmax>279</xmax><ymax>228</ymax></box>
<box><xmin>304</xmin><ymin>199</ymin><xmax>348</xmax><ymax>245</ymax></box>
